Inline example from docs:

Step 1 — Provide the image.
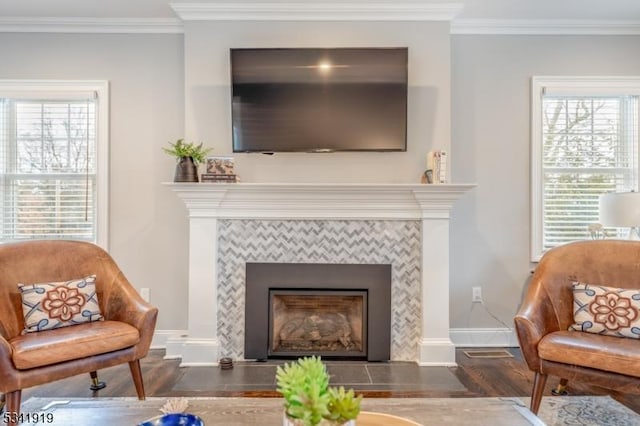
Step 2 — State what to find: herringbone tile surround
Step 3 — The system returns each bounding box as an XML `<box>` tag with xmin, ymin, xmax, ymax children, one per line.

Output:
<box><xmin>217</xmin><ymin>219</ymin><xmax>421</xmax><ymax>360</ymax></box>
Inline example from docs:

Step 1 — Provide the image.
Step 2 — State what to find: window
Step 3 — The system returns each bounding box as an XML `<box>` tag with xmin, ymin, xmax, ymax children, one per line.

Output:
<box><xmin>531</xmin><ymin>77</ymin><xmax>640</xmax><ymax>261</ymax></box>
<box><xmin>0</xmin><ymin>81</ymin><xmax>109</xmax><ymax>248</ymax></box>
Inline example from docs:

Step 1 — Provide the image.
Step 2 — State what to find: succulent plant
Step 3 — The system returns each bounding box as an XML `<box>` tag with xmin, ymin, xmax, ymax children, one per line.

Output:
<box><xmin>276</xmin><ymin>356</ymin><xmax>361</xmax><ymax>426</ymax></box>
<box><xmin>326</xmin><ymin>386</ymin><xmax>362</xmax><ymax>423</ymax></box>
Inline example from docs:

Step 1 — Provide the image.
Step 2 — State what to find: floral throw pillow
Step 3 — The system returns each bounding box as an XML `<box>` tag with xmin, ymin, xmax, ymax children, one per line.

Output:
<box><xmin>18</xmin><ymin>275</ymin><xmax>103</xmax><ymax>334</ymax></box>
<box><xmin>569</xmin><ymin>282</ymin><xmax>640</xmax><ymax>339</ymax></box>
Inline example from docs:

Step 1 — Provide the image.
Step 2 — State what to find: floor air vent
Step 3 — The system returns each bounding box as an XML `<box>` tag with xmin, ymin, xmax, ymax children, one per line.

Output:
<box><xmin>463</xmin><ymin>349</ymin><xmax>514</xmax><ymax>359</ymax></box>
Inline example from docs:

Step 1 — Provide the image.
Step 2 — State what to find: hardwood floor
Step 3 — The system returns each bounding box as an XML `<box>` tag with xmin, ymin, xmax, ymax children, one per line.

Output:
<box><xmin>17</xmin><ymin>347</ymin><xmax>640</xmax><ymax>415</ymax></box>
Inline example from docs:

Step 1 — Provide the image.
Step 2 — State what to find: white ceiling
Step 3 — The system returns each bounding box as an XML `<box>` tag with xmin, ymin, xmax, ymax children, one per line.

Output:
<box><xmin>0</xmin><ymin>0</ymin><xmax>639</xmax><ymax>20</ymax></box>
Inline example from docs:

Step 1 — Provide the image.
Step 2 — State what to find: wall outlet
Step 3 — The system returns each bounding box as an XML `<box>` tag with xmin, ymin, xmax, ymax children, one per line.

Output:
<box><xmin>472</xmin><ymin>286</ymin><xmax>483</xmax><ymax>303</ymax></box>
<box><xmin>140</xmin><ymin>287</ymin><xmax>150</xmax><ymax>302</ymax></box>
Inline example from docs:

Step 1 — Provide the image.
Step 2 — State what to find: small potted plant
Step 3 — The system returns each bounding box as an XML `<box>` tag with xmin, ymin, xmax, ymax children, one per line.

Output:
<box><xmin>163</xmin><ymin>138</ymin><xmax>212</xmax><ymax>182</ymax></box>
<box><xmin>276</xmin><ymin>356</ymin><xmax>362</xmax><ymax>426</ymax></box>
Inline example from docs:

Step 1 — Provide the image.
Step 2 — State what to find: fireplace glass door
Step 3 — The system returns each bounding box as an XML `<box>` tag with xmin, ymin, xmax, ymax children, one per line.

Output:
<box><xmin>268</xmin><ymin>290</ymin><xmax>367</xmax><ymax>358</ymax></box>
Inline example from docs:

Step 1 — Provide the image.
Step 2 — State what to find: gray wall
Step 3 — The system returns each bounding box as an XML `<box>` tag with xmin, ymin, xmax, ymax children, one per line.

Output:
<box><xmin>183</xmin><ymin>21</ymin><xmax>452</xmax><ymax>183</ymax></box>
<box><xmin>0</xmin><ymin>33</ymin><xmax>188</xmax><ymax>330</ymax></box>
<box><xmin>450</xmin><ymin>35</ymin><xmax>640</xmax><ymax>329</ymax></box>
<box><xmin>3</xmin><ymin>29</ymin><xmax>639</xmax><ymax>338</ymax></box>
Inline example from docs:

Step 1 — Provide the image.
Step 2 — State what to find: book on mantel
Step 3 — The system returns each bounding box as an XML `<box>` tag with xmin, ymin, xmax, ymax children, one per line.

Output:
<box><xmin>201</xmin><ymin>173</ymin><xmax>237</xmax><ymax>183</ymax></box>
<box><xmin>423</xmin><ymin>150</ymin><xmax>447</xmax><ymax>184</ymax></box>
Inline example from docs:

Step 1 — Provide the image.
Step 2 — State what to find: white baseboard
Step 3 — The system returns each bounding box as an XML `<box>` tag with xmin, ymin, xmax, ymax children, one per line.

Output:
<box><xmin>450</xmin><ymin>327</ymin><xmax>519</xmax><ymax>347</ymax></box>
<box><xmin>150</xmin><ymin>328</ymin><xmax>519</xmax><ymax>359</ymax></box>
<box><xmin>150</xmin><ymin>329</ymin><xmax>187</xmax><ymax>350</ymax></box>
<box><xmin>417</xmin><ymin>338</ymin><xmax>457</xmax><ymax>366</ymax></box>
<box><xmin>151</xmin><ymin>330</ymin><xmax>219</xmax><ymax>365</ymax></box>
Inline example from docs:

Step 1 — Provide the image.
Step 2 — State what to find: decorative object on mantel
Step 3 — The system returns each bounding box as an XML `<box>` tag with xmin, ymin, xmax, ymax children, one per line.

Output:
<box><xmin>421</xmin><ymin>150</ymin><xmax>447</xmax><ymax>184</ymax></box>
<box><xmin>277</xmin><ymin>356</ymin><xmax>361</xmax><ymax>426</ymax></box>
<box><xmin>206</xmin><ymin>156</ymin><xmax>235</xmax><ymax>174</ymax></box>
<box><xmin>201</xmin><ymin>173</ymin><xmax>238</xmax><ymax>183</ymax></box>
<box><xmin>163</xmin><ymin>139</ymin><xmax>212</xmax><ymax>183</ymax></box>
<box><xmin>202</xmin><ymin>156</ymin><xmax>238</xmax><ymax>182</ymax></box>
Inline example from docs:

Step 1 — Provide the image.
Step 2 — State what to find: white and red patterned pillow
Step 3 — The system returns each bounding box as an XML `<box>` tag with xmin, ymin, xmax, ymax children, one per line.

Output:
<box><xmin>18</xmin><ymin>275</ymin><xmax>103</xmax><ymax>334</ymax></box>
<box><xmin>569</xmin><ymin>282</ymin><xmax>640</xmax><ymax>339</ymax></box>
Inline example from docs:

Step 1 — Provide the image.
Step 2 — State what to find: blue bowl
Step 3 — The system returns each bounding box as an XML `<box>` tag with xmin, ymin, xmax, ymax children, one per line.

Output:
<box><xmin>137</xmin><ymin>413</ymin><xmax>205</xmax><ymax>426</ymax></box>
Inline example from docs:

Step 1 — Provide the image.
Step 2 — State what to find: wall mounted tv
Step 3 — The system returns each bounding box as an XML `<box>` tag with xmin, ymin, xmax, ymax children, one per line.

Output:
<box><xmin>230</xmin><ymin>47</ymin><xmax>408</xmax><ymax>153</ymax></box>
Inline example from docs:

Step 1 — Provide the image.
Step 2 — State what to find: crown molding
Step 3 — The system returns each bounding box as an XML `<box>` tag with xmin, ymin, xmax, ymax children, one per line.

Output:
<box><xmin>0</xmin><ymin>17</ymin><xmax>184</xmax><ymax>34</ymax></box>
<box><xmin>451</xmin><ymin>19</ymin><xmax>640</xmax><ymax>35</ymax></box>
<box><xmin>3</xmin><ymin>13</ymin><xmax>638</xmax><ymax>35</ymax></box>
<box><xmin>170</xmin><ymin>2</ymin><xmax>464</xmax><ymax>22</ymax></box>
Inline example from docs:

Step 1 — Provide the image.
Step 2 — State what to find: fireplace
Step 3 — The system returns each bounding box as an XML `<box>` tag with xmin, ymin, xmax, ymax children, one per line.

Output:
<box><xmin>269</xmin><ymin>290</ymin><xmax>367</xmax><ymax>357</ymax></box>
<box><xmin>245</xmin><ymin>263</ymin><xmax>391</xmax><ymax>361</ymax></box>
<box><xmin>165</xmin><ymin>182</ymin><xmax>474</xmax><ymax>366</ymax></box>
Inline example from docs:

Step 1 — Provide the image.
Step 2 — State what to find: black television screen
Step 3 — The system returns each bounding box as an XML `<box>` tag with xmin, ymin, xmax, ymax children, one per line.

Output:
<box><xmin>230</xmin><ymin>47</ymin><xmax>408</xmax><ymax>153</ymax></box>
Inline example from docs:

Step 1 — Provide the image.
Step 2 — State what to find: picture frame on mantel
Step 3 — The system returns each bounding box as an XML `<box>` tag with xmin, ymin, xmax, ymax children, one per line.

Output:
<box><xmin>202</xmin><ymin>156</ymin><xmax>237</xmax><ymax>183</ymax></box>
<box><xmin>205</xmin><ymin>156</ymin><xmax>235</xmax><ymax>175</ymax></box>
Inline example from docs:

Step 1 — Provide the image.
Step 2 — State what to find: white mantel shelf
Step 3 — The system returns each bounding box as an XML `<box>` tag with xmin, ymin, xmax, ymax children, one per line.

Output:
<box><xmin>165</xmin><ymin>182</ymin><xmax>475</xmax><ymax>367</ymax></box>
<box><xmin>163</xmin><ymin>182</ymin><xmax>475</xmax><ymax>220</ymax></box>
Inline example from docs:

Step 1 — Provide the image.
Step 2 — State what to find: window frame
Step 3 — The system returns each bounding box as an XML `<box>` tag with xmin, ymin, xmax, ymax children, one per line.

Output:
<box><xmin>0</xmin><ymin>80</ymin><xmax>109</xmax><ymax>249</ymax></box>
<box><xmin>531</xmin><ymin>76</ymin><xmax>640</xmax><ymax>262</ymax></box>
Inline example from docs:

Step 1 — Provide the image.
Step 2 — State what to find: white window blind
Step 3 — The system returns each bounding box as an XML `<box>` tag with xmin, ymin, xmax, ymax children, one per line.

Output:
<box><xmin>531</xmin><ymin>77</ymin><xmax>640</xmax><ymax>261</ymax></box>
<box><xmin>0</xmin><ymin>81</ymin><xmax>108</xmax><ymax>246</ymax></box>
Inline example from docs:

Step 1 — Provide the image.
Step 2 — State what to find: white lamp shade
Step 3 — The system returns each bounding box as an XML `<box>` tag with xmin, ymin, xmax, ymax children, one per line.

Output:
<box><xmin>599</xmin><ymin>192</ymin><xmax>640</xmax><ymax>227</ymax></box>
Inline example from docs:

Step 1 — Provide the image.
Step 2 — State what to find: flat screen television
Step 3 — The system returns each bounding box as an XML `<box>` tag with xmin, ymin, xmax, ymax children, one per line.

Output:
<box><xmin>230</xmin><ymin>47</ymin><xmax>408</xmax><ymax>153</ymax></box>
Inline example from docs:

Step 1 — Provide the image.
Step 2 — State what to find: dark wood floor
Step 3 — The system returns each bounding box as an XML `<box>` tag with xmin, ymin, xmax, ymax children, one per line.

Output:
<box><xmin>18</xmin><ymin>347</ymin><xmax>640</xmax><ymax>415</ymax></box>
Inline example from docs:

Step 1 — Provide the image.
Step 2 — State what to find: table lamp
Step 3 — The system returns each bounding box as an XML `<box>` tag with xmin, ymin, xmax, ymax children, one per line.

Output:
<box><xmin>599</xmin><ymin>191</ymin><xmax>640</xmax><ymax>240</ymax></box>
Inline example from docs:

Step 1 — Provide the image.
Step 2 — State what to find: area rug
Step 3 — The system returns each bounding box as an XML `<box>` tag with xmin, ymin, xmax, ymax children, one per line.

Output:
<box><xmin>531</xmin><ymin>396</ymin><xmax>640</xmax><ymax>426</ymax></box>
<box><xmin>17</xmin><ymin>396</ymin><xmax>639</xmax><ymax>426</ymax></box>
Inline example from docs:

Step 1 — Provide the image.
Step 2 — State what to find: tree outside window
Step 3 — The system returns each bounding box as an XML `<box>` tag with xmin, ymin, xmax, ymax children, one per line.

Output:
<box><xmin>0</xmin><ymin>80</ymin><xmax>108</xmax><ymax>247</ymax></box>
<box><xmin>531</xmin><ymin>77</ymin><xmax>640</xmax><ymax>261</ymax></box>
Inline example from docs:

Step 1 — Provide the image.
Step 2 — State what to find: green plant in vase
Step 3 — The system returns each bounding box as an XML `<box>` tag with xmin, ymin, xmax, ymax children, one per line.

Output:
<box><xmin>163</xmin><ymin>139</ymin><xmax>212</xmax><ymax>182</ymax></box>
<box><xmin>276</xmin><ymin>356</ymin><xmax>362</xmax><ymax>426</ymax></box>
<box><xmin>163</xmin><ymin>139</ymin><xmax>212</xmax><ymax>164</ymax></box>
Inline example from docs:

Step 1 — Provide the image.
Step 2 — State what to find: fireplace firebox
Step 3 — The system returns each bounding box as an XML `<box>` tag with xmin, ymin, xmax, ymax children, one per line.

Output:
<box><xmin>245</xmin><ymin>263</ymin><xmax>391</xmax><ymax>361</ymax></box>
<box><xmin>269</xmin><ymin>290</ymin><xmax>367</xmax><ymax>357</ymax></box>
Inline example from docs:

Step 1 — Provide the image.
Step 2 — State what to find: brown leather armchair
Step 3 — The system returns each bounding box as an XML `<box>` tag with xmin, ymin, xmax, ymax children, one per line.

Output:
<box><xmin>515</xmin><ymin>240</ymin><xmax>640</xmax><ymax>414</ymax></box>
<box><xmin>0</xmin><ymin>240</ymin><xmax>158</xmax><ymax>422</ymax></box>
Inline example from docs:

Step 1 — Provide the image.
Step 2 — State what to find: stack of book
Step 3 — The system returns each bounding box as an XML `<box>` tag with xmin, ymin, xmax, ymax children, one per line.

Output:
<box><xmin>201</xmin><ymin>156</ymin><xmax>237</xmax><ymax>183</ymax></box>
<box><xmin>201</xmin><ymin>173</ymin><xmax>237</xmax><ymax>183</ymax></box>
<box><xmin>424</xmin><ymin>150</ymin><xmax>448</xmax><ymax>184</ymax></box>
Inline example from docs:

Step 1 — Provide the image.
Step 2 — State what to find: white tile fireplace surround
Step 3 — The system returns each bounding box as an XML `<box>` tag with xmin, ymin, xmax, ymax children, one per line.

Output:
<box><xmin>165</xmin><ymin>183</ymin><xmax>474</xmax><ymax>366</ymax></box>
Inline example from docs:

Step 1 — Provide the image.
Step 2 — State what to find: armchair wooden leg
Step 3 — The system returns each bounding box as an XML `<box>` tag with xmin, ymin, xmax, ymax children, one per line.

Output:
<box><xmin>551</xmin><ymin>378</ymin><xmax>569</xmax><ymax>396</ymax></box>
<box><xmin>89</xmin><ymin>371</ymin><xmax>107</xmax><ymax>391</ymax></box>
<box><xmin>5</xmin><ymin>390</ymin><xmax>22</xmax><ymax>425</ymax></box>
<box><xmin>129</xmin><ymin>360</ymin><xmax>146</xmax><ymax>400</ymax></box>
<box><xmin>530</xmin><ymin>372</ymin><xmax>548</xmax><ymax>414</ymax></box>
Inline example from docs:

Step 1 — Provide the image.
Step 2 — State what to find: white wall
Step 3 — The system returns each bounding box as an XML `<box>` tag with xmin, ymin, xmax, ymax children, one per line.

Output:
<box><xmin>183</xmin><ymin>21</ymin><xmax>452</xmax><ymax>183</ymax></box>
<box><xmin>450</xmin><ymin>35</ymin><xmax>640</xmax><ymax>331</ymax></box>
<box><xmin>0</xmin><ymin>33</ymin><xmax>188</xmax><ymax>330</ymax></box>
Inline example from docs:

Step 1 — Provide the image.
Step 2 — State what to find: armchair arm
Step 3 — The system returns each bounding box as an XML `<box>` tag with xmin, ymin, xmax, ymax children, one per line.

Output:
<box><xmin>0</xmin><ymin>334</ymin><xmax>17</xmax><ymax>392</ymax></box>
<box><xmin>102</xmin><ymin>271</ymin><xmax>158</xmax><ymax>359</ymax></box>
<box><xmin>514</xmin><ymin>276</ymin><xmax>560</xmax><ymax>372</ymax></box>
